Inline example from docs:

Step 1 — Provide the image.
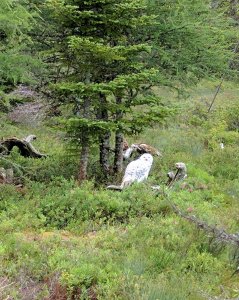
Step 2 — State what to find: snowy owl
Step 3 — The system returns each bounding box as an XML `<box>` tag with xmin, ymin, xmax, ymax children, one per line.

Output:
<box><xmin>107</xmin><ymin>153</ymin><xmax>153</xmax><ymax>190</ymax></box>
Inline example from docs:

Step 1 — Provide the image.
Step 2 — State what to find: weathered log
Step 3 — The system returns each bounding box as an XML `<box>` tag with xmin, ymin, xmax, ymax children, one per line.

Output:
<box><xmin>0</xmin><ymin>135</ymin><xmax>47</xmax><ymax>158</ymax></box>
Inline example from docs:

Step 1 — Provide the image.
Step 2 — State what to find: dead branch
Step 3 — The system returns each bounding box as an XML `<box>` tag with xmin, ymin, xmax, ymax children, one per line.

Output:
<box><xmin>107</xmin><ymin>185</ymin><xmax>123</xmax><ymax>191</ymax></box>
<box><xmin>166</xmin><ymin>195</ymin><xmax>239</xmax><ymax>247</ymax></box>
<box><xmin>207</xmin><ymin>40</ymin><xmax>239</xmax><ymax>113</ymax></box>
<box><xmin>0</xmin><ymin>135</ymin><xmax>47</xmax><ymax>158</ymax></box>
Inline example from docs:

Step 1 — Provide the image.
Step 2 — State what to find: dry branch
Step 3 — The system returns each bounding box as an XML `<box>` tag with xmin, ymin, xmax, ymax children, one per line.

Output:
<box><xmin>0</xmin><ymin>135</ymin><xmax>47</xmax><ymax>158</ymax></box>
<box><xmin>167</xmin><ymin>196</ymin><xmax>239</xmax><ymax>247</ymax></box>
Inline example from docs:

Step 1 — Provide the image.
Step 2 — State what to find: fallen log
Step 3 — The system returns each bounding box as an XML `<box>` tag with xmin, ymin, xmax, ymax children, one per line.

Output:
<box><xmin>0</xmin><ymin>135</ymin><xmax>47</xmax><ymax>158</ymax></box>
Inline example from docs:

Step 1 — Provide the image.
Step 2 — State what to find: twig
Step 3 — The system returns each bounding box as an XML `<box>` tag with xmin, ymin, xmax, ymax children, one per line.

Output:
<box><xmin>208</xmin><ymin>40</ymin><xmax>239</xmax><ymax>113</ymax></box>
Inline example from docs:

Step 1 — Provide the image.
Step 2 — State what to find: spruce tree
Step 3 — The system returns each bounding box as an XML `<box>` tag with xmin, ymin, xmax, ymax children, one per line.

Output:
<box><xmin>45</xmin><ymin>0</ymin><xmax>167</xmax><ymax>180</ymax></box>
<box><xmin>0</xmin><ymin>0</ymin><xmax>40</xmax><ymax>88</ymax></box>
<box><xmin>43</xmin><ymin>0</ymin><xmax>234</xmax><ymax>181</ymax></box>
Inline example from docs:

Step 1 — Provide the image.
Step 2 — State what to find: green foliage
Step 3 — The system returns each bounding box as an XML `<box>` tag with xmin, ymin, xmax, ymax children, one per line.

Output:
<box><xmin>0</xmin><ymin>233</ymin><xmax>48</xmax><ymax>280</ymax></box>
<box><xmin>226</xmin><ymin>102</ymin><xmax>239</xmax><ymax>131</ymax></box>
<box><xmin>147</xmin><ymin>0</ymin><xmax>238</xmax><ymax>83</ymax></box>
<box><xmin>0</xmin><ymin>90</ymin><xmax>10</xmax><ymax>112</ymax></box>
<box><xmin>39</xmin><ymin>3</ymin><xmax>197</xmax><ymax>167</ymax></box>
<box><xmin>0</xmin><ymin>0</ymin><xmax>41</xmax><ymax>87</ymax></box>
<box><xmin>205</xmin><ymin>147</ymin><xmax>239</xmax><ymax>180</ymax></box>
<box><xmin>45</xmin><ymin>0</ymin><xmax>170</xmax><ymax>141</ymax></box>
<box><xmin>37</xmin><ymin>0</ymin><xmax>237</xmax><ymax>178</ymax></box>
<box><xmin>35</xmin><ymin>179</ymin><xmax>162</xmax><ymax>229</ymax></box>
<box><xmin>0</xmin><ymin>1</ymin><xmax>239</xmax><ymax>297</ymax></box>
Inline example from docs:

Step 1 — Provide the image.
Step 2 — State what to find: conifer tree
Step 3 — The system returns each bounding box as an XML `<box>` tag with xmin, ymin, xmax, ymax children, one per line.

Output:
<box><xmin>45</xmin><ymin>0</ymin><xmax>168</xmax><ymax>180</ymax></box>
<box><xmin>0</xmin><ymin>0</ymin><xmax>39</xmax><ymax>88</ymax></box>
<box><xmin>43</xmin><ymin>0</ymin><xmax>234</xmax><ymax>181</ymax></box>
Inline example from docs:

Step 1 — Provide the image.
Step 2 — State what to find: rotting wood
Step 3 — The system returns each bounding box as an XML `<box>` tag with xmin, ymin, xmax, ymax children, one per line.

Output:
<box><xmin>0</xmin><ymin>135</ymin><xmax>47</xmax><ymax>158</ymax></box>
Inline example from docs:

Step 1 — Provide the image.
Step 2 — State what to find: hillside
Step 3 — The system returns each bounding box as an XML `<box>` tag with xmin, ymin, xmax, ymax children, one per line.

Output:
<box><xmin>0</xmin><ymin>80</ymin><xmax>239</xmax><ymax>299</ymax></box>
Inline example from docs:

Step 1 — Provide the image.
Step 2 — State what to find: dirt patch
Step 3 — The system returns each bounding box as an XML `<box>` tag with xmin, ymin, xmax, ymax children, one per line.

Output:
<box><xmin>6</xmin><ymin>85</ymin><xmax>48</xmax><ymax>126</ymax></box>
<box><xmin>20</xmin><ymin>279</ymin><xmax>47</xmax><ymax>300</ymax></box>
<box><xmin>0</xmin><ymin>276</ymin><xmax>48</xmax><ymax>300</ymax></box>
<box><xmin>45</xmin><ymin>274</ymin><xmax>98</xmax><ymax>300</ymax></box>
<box><xmin>8</xmin><ymin>101</ymin><xmax>47</xmax><ymax>126</ymax></box>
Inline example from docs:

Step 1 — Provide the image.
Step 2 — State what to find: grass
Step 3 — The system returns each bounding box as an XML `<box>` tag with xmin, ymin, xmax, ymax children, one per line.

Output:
<box><xmin>0</xmin><ymin>80</ymin><xmax>239</xmax><ymax>299</ymax></box>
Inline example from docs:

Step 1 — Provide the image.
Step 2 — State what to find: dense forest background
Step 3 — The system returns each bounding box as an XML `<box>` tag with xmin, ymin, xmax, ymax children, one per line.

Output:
<box><xmin>0</xmin><ymin>0</ymin><xmax>239</xmax><ymax>299</ymax></box>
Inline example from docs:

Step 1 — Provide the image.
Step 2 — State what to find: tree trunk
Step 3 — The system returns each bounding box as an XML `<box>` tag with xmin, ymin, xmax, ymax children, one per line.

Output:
<box><xmin>98</xmin><ymin>93</ymin><xmax>111</xmax><ymax>176</ymax></box>
<box><xmin>99</xmin><ymin>131</ymin><xmax>111</xmax><ymax>175</ymax></box>
<box><xmin>78</xmin><ymin>135</ymin><xmax>90</xmax><ymax>182</ymax></box>
<box><xmin>114</xmin><ymin>131</ymin><xmax>124</xmax><ymax>173</ymax></box>
<box><xmin>77</xmin><ymin>96</ymin><xmax>91</xmax><ymax>183</ymax></box>
<box><xmin>113</xmin><ymin>96</ymin><xmax>124</xmax><ymax>173</ymax></box>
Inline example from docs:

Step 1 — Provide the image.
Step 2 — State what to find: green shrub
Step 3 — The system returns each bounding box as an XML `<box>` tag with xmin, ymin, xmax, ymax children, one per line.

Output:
<box><xmin>0</xmin><ymin>233</ymin><xmax>48</xmax><ymax>280</ymax></box>
<box><xmin>37</xmin><ymin>180</ymin><xmax>164</xmax><ymax>230</ymax></box>
<box><xmin>225</xmin><ymin>103</ymin><xmax>239</xmax><ymax>131</ymax></box>
<box><xmin>204</xmin><ymin>147</ymin><xmax>239</xmax><ymax>180</ymax></box>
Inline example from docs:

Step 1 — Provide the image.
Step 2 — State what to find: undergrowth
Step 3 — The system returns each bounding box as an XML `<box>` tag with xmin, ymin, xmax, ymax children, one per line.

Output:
<box><xmin>0</xmin><ymin>81</ymin><xmax>239</xmax><ymax>299</ymax></box>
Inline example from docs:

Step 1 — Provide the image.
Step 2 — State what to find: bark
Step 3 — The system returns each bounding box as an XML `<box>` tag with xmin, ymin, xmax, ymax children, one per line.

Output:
<box><xmin>98</xmin><ymin>93</ymin><xmax>111</xmax><ymax>176</ymax></box>
<box><xmin>77</xmin><ymin>96</ymin><xmax>91</xmax><ymax>182</ymax></box>
<box><xmin>114</xmin><ymin>131</ymin><xmax>124</xmax><ymax>173</ymax></box>
<box><xmin>113</xmin><ymin>96</ymin><xmax>124</xmax><ymax>173</ymax></box>
<box><xmin>99</xmin><ymin>131</ymin><xmax>111</xmax><ymax>175</ymax></box>
<box><xmin>77</xmin><ymin>136</ymin><xmax>90</xmax><ymax>182</ymax></box>
<box><xmin>0</xmin><ymin>135</ymin><xmax>46</xmax><ymax>158</ymax></box>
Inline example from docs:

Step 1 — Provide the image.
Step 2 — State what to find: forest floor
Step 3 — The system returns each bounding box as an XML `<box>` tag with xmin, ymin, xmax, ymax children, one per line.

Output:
<box><xmin>0</xmin><ymin>80</ymin><xmax>239</xmax><ymax>299</ymax></box>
